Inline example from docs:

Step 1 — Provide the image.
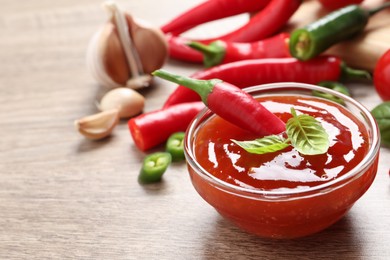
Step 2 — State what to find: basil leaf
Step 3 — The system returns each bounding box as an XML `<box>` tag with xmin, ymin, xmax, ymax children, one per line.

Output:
<box><xmin>313</xmin><ymin>81</ymin><xmax>350</xmax><ymax>105</ymax></box>
<box><xmin>286</xmin><ymin>108</ymin><xmax>329</xmax><ymax>155</ymax></box>
<box><xmin>232</xmin><ymin>135</ymin><xmax>289</xmax><ymax>154</ymax></box>
<box><xmin>371</xmin><ymin>101</ymin><xmax>390</xmax><ymax>147</ymax></box>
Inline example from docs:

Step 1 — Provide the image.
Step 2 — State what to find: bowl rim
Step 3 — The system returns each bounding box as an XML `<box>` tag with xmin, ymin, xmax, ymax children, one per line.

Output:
<box><xmin>184</xmin><ymin>82</ymin><xmax>381</xmax><ymax>198</ymax></box>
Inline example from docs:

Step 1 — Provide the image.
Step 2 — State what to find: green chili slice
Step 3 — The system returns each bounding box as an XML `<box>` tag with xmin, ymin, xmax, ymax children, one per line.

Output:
<box><xmin>139</xmin><ymin>152</ymin><xmax>172</xmax><ymax>184</ymax></box>
<box><xmin>166</xmin><ymin>132</ymin><xmax>186</xmax><ymax>162</ymax></box>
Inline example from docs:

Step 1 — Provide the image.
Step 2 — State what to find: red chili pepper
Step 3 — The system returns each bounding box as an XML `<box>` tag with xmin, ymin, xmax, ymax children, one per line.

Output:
<box><xmin>318</xmin><ymin>0</ymin><xmax>364</xmax><ymax>11</ymax></box>
<box><xmin>161</xmin><ymin>0</ymin><xmax>271</xmax><ymax>35</ymax></box>
<box><xmin>166</xmin><ymin>34</ymin><xmax>204</xmax><ymax>63</ymax></box>
<box><xmin>128</xmin><ymin>102</ymin><xmax>204</xmax><ymax>151</ymax></box>
<box><xmin>153</xmin><ymin>70</ymin><xmax>286</xmax><ymax>136</ymax></box>
<box><xmin>167</xmin><ymin>0</ymin><xmax>301</xmax><ymax>63</ymax></box>
<box><xmin>162</xmin><ymin>56</ymin><xmax>370</xmax><ymax>108</ymax></box>
<box><xmin>188</xmin><ymin>33</ymin><xmax>291</xmax><ymax>67</ymax></box>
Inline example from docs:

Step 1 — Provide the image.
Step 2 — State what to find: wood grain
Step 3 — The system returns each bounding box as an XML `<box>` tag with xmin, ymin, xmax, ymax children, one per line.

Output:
<box><xmin>0</xmin><ymin>0</ymin><xmax>389</xmax><ymax>259</ymax></box>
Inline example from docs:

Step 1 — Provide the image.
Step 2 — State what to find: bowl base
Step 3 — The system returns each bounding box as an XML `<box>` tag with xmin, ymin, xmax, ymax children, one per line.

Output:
<box><xmin>217</xmin><ymin>207</ymin><xmax>351</xmax><ymax>239</ymax></box>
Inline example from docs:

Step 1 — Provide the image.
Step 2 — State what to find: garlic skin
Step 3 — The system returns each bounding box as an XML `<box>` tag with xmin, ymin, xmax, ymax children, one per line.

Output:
<box><xmin>87</xmin><ymin>24</ymin><xmax>123</xmax><ymax>89</ymax></box>
<box><xmin>86</xmin><ymin>1</ymin><xmax>168</xmax><ymax>89</ymax></box>
<box><xmin>99</xmin><ymin>87</ymin><xmax>145</xmax><ymax>118</ymax></box>
<box><xmin>74</xmin><ymin>109</ymin><xmax>120</xmax><ymax>140</ymax></box>
<box><xmin>129</xmin><ymin>16</ymin><xmax>168</xmax><ymax>74</ymax></box>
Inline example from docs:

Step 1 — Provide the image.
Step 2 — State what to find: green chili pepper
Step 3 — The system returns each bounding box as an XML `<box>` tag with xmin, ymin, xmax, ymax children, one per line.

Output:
<box><xmin>139</xmin><ymin>152</ymin><xmax>172</xmax><ymax>184</ymax></box>
<box><xmin>289</xmin><ymin>3</ymin><xmax>390</xmax><ymax>61</ymax></box>
<box><xmin>166</xmin><ymin>132</ymin><xmax>186</xmax><ymax>162</ymax></box>
<box><xmin>313</xmin><ymin>81</ymin><xmax>351</xmax><ymax>105</ymax></box>
<box><xmin>371</xmin><ymin>102</ymin><xmax>390</xmax><ymax>147</ymax></box>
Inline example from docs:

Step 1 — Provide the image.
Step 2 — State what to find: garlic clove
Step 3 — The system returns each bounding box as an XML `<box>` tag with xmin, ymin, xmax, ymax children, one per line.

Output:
<box><xmin>99</xmin><ymin>87</ymin><xmax>145</xmax><ymax>118</ymax></box>
<box><xmin>86</xmin><ymin>25</ymin><xmax>123</xmax><ymax>89</ymax></box>
<box><xmin>74</xmin><ymin>109</ymin><xmax>120</xmax><ymax>140</ymax></box>
<box><xmin>105</xmin><ymin>1</ymin><xmax>149</xmax><ymax>89</ymax></box>
<box><xmin>86</xmin><ymin>1</ymin><xmax>168</xmax><ymax>89</ymax></box>
<box><xmin>126</xmin><ymin>15</ymin><xmax>168</xmax><ymax>74</ymax></box>
<box><xmin>103</xmin><ymin>23</ymin><xmax>133</xmax><ymax>86</ymax></box>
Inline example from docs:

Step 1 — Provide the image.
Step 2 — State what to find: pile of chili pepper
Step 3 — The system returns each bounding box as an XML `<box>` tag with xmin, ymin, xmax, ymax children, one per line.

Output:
<box><xmin>188</xmin><ymin>33</ymin><xmax>291</xmax><ymax>67</ymax></box>
<box><xmin>161</xmin><ymin>0</ymin><xmax>272</xmax><ymax>35</ymax></box>
<box><xmin>129</xmin><ymin>0</ymin><xmax>390</xmax><ymax>183</ymax></box>
<box><xmin>162</xmin><ymin>56</ymin><xmax>370</xmax><ymax>108</ymax></box>
<box><xmin>165</xmin><ymin>0</ymin><xmax>302</xmax><ymax>63</ymax></box>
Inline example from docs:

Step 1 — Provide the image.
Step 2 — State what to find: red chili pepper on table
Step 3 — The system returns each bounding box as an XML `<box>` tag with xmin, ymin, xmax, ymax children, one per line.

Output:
<box><xmin>188</xmin><ymin>33</ymin><xmax>291</xmax><ymax>67</ymax></box>
<box><xmin>153</xmin><ymin>70</ymin><xmax>286</xmax><ymax>137</ymax></box>
<box><xmin>318</xmin><ymin>0</ymin><xmax>364</xmax><ymax>11</ymax></box>
<box><xmin>162</xmin><ymin>56</ymin><xmax>371</xmax><ymax>108</ymax></box>
<box><xmin>128</xmin><ymin>102</ymin><xmax>204</xmax><ymax>151</ymax></box>
<box><xmin>167</xmin><ymin>0</ymin><xmax>302</xmax><ymax>63</ymax></box>
<box><xmin>166</xmin><ymin>34</ymin><xmax>204</xmax><ymax>63</ymax></box>
<box><xmin>161</xmin><ymin>0</ymin><xmax>271</xmax><ymax>35</ymax></box>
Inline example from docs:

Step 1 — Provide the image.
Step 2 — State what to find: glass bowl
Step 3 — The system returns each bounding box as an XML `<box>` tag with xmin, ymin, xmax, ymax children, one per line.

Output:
<box><xmin>184</xmin><ymin>82</ymin><xmax>380</xmax><ymax>239</ymax></box>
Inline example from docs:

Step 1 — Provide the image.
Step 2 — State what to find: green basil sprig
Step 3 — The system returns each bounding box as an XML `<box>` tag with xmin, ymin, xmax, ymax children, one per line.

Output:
<box><xmin>232</xmin><ymin>108</ymin><xmax>329</xmax><ymax>155</ymax></box>
<box><xmin>371</xmin><ymin>101</ymin><xmax>390</xmax><ymax>147</ymax></box>
<box><xmin>231</xmin><ymin>135</ymin><xmax>289</xmax><ymax>154</ymax></box>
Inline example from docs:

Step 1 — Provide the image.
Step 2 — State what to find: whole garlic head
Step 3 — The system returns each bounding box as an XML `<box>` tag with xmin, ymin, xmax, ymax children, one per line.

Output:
<box><xmin>99</xmin><ymin>87</ymin><xmax>145</xmax><ymax>118</ymax></box>
<box><xmin>86</xmin><ymin>1</ymin><xmax>168</xmax><ymax>89</ymax></box>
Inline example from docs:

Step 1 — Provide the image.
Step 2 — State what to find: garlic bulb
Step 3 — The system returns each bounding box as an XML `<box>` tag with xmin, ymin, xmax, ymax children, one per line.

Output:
<box><xmin>74</xmin><ymin>109</ymin><xmax>120</xmax><ymax>140</ymax></box>
<box><xmin>99</xmin><ymin>87</ymin><xmax>145</xmax><ymax>118</ymax></box>
<box><xmin>86</xmin><ymin>1</ymin><xmax>168</xmax><ymax>89</ymax></box>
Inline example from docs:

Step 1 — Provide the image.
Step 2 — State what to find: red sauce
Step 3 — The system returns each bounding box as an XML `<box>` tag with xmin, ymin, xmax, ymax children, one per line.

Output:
<box><xmin>194</xmin><ymin>95</ymin><xmax>369</xmax><ymax>192</ymax></box>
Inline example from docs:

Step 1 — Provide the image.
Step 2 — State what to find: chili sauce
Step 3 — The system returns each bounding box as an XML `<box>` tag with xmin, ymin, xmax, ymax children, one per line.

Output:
<box><xmin>194</xmin><ymin>95</ymin><xmax>369</xmax><ymax>192</ymax></box>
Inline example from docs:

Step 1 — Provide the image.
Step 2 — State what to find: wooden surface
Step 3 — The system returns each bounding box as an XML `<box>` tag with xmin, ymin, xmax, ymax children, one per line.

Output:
<box><xmin>0</xmin><ymin>0</ymin><xmax>389</xmax><ymax>259</ymax></box>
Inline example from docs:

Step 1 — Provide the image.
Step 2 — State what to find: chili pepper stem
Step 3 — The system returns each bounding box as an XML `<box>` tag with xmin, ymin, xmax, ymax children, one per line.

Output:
<box><xmin>152</xmin><ymin>69</ymin><xmax>222</xmax><ymax>104</ymax></box>
<box><xmin>368</xmin><ymin>2</ymin><xmax>390</xmax><ymax>16</ymax></box>
<box><xmin>187</xmin><ymin>41</ymin><xmax>217</xmax><ymax>56</ymax></box>
<box><xmin>187</xmin><ymin>41</ymin><xmax>225</xmax><ymax>67</ymax></box>
<box><xmin>341</xmin><ymin>63</ymin><xmax>371</xmax><ymax>81</ymax></box>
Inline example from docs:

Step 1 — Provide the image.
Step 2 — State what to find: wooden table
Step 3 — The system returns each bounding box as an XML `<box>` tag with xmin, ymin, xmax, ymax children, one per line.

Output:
<box><xmin>0</xmin><ymin>0</ymin><xmax>389</xmax><ymax>259</ymax></box>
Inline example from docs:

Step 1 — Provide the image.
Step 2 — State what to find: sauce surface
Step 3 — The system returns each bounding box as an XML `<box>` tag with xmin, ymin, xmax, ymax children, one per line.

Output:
<box><xmin>194</xmin><ymin>95</ymin><xmax>369</xmax><ymax>192</ymax></box>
